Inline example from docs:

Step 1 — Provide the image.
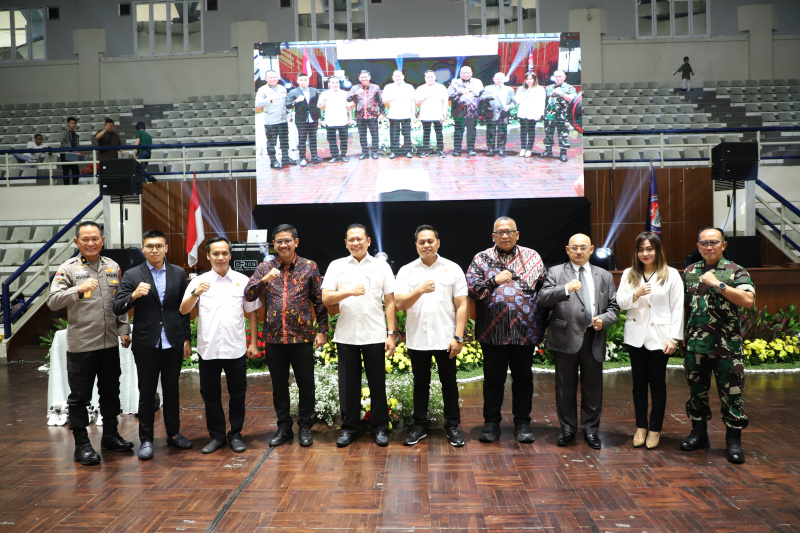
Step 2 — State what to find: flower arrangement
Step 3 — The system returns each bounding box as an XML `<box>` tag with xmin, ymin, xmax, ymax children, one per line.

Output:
<box><xmin>743</xmin><ymin>335</ymin><xmax>800</xmax><ymax>365</ymax></box>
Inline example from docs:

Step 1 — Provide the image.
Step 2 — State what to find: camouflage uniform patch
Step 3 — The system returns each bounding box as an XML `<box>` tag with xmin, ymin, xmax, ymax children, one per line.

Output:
<box><xmin>684</xmin><ymin>351</ymin><xmax>748</xmax><ymax>429</ymax></box>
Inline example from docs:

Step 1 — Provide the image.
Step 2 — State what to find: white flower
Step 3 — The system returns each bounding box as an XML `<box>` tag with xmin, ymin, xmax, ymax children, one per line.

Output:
<box><xmin>191</xmin><ymin>354</ymin><xmax>199</xmax><ymax>362</ymax></box>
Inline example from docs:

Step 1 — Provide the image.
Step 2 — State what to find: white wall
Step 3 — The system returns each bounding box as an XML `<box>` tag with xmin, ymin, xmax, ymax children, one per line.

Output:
<box><xmin>0</xmin><ymin>61</ymin><xmax>80</xmax><ymax>103</ymax></box>
<box><xmin>0</xmin><ymin>184</ymin><xmax>101</xmax><ymax>221</ymax></box>
<box><xmin>774</xmin><ymin>37</ymin><xmax>800</xmax><ymax>80</ymax></box>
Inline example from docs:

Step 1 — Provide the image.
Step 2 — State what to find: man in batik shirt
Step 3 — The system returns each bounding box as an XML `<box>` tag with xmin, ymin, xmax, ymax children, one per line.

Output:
<box><xmin>466</xmin><ymin>216</ymin><xmax>547</xmax><ymax>445</ymax></box>
<box><xmin>543</xmin><ymin>70</ymin><xmax>577</xmax><ymax>162</ymax></box>
<box><xmin>447</xmin><ymin>65</ymin><xmax>484</xmax><ymax>157</ymax></box>
<box><xmin>347</xmin><ymin>70</ymin><xmax>384</xmax><ymax>160</ymax></box>
<box><xmin>244</xmin><ymin>224</ymin><xmax>328</xmax><ymax>448</ymax></box>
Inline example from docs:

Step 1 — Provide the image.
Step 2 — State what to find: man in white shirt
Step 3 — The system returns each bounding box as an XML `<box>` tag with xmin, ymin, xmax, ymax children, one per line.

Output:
<box><xmin>415</xmin><ymin>71</ymin><xmax>449</xmax><ymax>158</ymax></box>
<box><xmin>322</xmin><ymin>224</ymin><xmax>398</xmax><ymax>447</ymax></box>
<box><xmin>382</xmin><ymin>70</ymin><xmax>417</xmax><ymax>159</ymax></box>
<box><xmin>318</xmin><ymin>76</ymin><xmax>354</xmax><ymax>163</ymax></box>
<box><xmin>395</xmin><ymin>225</ymin><xmax>467</xmax><ymax>447</ymax></box>
<box><xmin>255</xmin><ymin>70</ymin><xmax>295</xmax><ymax>170</ymax></box>
<box><xmin>13</xmin><ymin>133</ymin><xmax>49</xmax><ymax>164</ymax></box>
<box><xmin>180</xmin><ymin>236</ymin><xmax>261</xmax><ymax>454</ymax></box>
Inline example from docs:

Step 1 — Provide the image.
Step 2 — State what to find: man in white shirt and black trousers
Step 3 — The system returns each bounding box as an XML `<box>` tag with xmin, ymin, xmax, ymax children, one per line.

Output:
<box><xmin>322</xmin><ymin>223</ymin><xmax>398</xmax><ymax>447</ymax></box>
<box><xmin>180</xmin><ymin>236</ymin><xmax>261</xmax><ymax>454</ymax></box>
<box><xmin>395</xmin><ymin>225</ymin><xmax>468</xmax><ymax>447</ymax></box>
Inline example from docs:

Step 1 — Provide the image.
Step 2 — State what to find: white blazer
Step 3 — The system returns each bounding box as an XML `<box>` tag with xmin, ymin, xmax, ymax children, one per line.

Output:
<box><xmin>617</xmin><ymin>266</ymin><xmax>684</xmax><ymax>351</ymax></box>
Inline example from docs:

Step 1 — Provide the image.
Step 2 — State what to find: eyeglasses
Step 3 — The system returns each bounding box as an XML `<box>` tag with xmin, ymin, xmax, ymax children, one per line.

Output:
<box><xmin>569</xmin><ymin>245</ymin><xmax>590</xmax><ymax>252</ymax></box>
<box><xmin>347</xmin><ymin>237</ymin><xmax>365</xmax><ymax>244</ymax></box>
<box><xmin>274</xmin><ymin>239</ymin><xmax>294</xmax><ymax>246</ymax></box>
<box><xmin>143</xmin><ymin>243</ymin><xmax>166</xmax><ymax>251</ymax></box>
<box><xmin>698</xmin><ymin>240</ymin><xmax>722</xmax><ymax>247</ymax></box>
<box><xmin>493</xmin><ymin>230</ymin><xmax>518</xmax><ymax>237</ymax></box>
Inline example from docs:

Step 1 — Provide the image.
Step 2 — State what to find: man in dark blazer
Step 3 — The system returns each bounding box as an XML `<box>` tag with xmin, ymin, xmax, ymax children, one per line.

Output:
<box><xmin>539</xmin><ymin>233</ymin><xmax>619</xmax><ymax>450</ymax></box>
<box><xmin>287</xmin><ymin>73</ymin><xmax>322</xmax><ymax>167</ymax></box>
<box><xmin>114</xmin><ymin>229</ymin><xmax>193</xmax><ymax>460</ymax></box>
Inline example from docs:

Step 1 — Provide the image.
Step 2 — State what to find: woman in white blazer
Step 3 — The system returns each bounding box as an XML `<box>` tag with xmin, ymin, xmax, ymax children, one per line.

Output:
<box><xmin>617</xmin><ymin>232</ymin><xmax>683</xmax><ymax>449</ymax></box>
<box><xmin>514</xmin><ymin>72</ymin><xmax>545</xmax><ymax>157</ymax></box>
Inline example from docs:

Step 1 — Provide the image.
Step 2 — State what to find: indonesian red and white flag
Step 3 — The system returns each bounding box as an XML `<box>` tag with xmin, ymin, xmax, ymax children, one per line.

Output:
<box><xmin>186</xmin><ymin>173</ymin><xmax>205</xmax><ymax>267</ymax></box>
<box><xmin>302</xmin><ymin>48</ymin><xmax>311</xmax><ymax>76</ymax></box>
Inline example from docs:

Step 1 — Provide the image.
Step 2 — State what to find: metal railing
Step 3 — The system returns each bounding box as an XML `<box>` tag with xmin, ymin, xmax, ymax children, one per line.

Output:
<box><xmin>1</xmin><ymin>196</ymin><xmax>103</xmax><ymax>341</ymax></box>
<box><xmin>754</xmin><ymin>179</ymin><xmax>800</xmax><ymax>262</ymax></box>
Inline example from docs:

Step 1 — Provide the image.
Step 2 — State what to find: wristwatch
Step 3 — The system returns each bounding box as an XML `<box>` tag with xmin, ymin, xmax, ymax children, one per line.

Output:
<box><xmin>453</xmin><ymin>335</ymin><xmax>466</xmax><ymax>344</ymax></box>
<box><xmin>191</xmin><ymin>289</ymin><xmax>199</xmax><ymax>297</ymax></box>
<box><xmin>717</xmin><ymin>282</ymin><xmax>727</xmax><ymax>291</ymax></box>
<box><xmin>387</xmin><ymin>329</ymin><xmax>398</xmax><ymax>336</ymax></box>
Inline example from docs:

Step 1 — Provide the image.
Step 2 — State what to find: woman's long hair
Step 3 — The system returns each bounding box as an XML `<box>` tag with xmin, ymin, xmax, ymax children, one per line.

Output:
<box><xmin>521</xmin><ymin>72</ymin><xmax>539</xmax><ymax>91</ymax></box>
<box><xmin>625</xmin><ymin>231</ymin><xmax>668</xmax><ymax>286</ymax></box>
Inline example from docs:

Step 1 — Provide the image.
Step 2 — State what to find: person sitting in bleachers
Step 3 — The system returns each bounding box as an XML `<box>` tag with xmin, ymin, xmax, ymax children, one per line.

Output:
<box><xmin>13</xmin><ymin>133</ymin><xmax>50</xmax><ymax>164</ymax></box>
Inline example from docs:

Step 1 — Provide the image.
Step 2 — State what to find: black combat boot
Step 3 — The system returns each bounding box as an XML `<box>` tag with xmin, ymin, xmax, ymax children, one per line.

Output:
<box><xmin>680</xmin><ymin>420</ymin><xmax>710</xmax><ymax>451</ymax></box>
<box><xmin>73</xmin><ymin>429</ymin><xmax>101</xmax><ymax>465</ymax></box>
<box><xmin>542</xmin><ymin>148</ymin><xmax>554</xmax><ymax>158</ymax></box>
<box><xmin>725</xmin><ymin>427</ymin><xmax>745</xmax><ymax>464</ymax></box>
<box><xmin>560</xmin><ymin>149</ymin><xmax>568</xmax><ymax>162</ymax></box>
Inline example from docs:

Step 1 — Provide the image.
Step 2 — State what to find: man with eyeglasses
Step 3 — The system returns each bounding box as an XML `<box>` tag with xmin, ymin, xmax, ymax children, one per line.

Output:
<box><xmin>322</xmin><ymin>224</ymin><xmax>397</xmax><ymax>447</ymax></box>
<box><xmin>539</xmin><ymin>233</ymin><xmax>619</xmax><ymax>450</ymax></box>
<box><xmin>681</xmin><ymin>227</ymin><xmax>755</xmax><ymax>464</ymax></box>
<box><xmin>244</xmin><ymin>224</ymin><xmax>328</xmax><ymax>448</ymax></box>
<box><xmin>542</xmin><ymin>70</ymin><xmax>576</xmax><ymax>162</ymax></box>
<box><xmin>466</xmin><ymin>217</ymin><xmax>548</xmax><ymax>444</ymax></box>
<box><xmin>47</xmin><ymin>221</ymin><xmax>133</xmax><ymax>466</ymax></box>
<box><xmin>114</xmin><ymin>229</ymin><xmax>193</xmax><ymax>460</ymax></box>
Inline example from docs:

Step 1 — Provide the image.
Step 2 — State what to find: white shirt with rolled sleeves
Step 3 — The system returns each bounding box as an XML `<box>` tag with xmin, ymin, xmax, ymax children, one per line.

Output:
<box><xmin>382</xmin><ymin>82</ymin><xmax>416</xmax><ymax>120</ymax></box>
<box><xmin>416</xmin><ymin>83</ymin><xmax>449</xmax><ymax>121</ymax></box>
<box><xmin>321</xmin><ymin>254</ymin><xmax>395</xmax><ymax>345</ymax></box>
<box><xmin>617</xmin><ymin>267</ymin><xmax>684</xmax><ymax>351</ymax></box>
<box><xmin>184</xmin><ymin>269</ymin><xmax>261</xmax><ymax>360</ymax></box>
<box><xmin>395</xmin><ymin>255</ymin><xmax>467</xmax><ymax>351</ymax></box>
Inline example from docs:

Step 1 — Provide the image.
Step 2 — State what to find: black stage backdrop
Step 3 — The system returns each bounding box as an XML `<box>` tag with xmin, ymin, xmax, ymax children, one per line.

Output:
<box><xmin>252</xmin><ymin>198</ymin><xmax>589</xmax><ymax>273</ymax></box>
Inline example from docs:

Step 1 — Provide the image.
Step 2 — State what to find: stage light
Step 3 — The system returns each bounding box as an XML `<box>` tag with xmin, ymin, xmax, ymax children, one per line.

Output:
<box><xmin>590</xmin><ymin>247</ymin><xmax>616</xmax><ymax>271</ymax></box>
<box><xmin>375</xmin><ymin>252</ymin><xmax>389</xmax><ymax>262</ymax></box>
<box><xmin>264</xmin><ymin>254</ymin><xmax>274</xmax><ymax>262</ymax></box>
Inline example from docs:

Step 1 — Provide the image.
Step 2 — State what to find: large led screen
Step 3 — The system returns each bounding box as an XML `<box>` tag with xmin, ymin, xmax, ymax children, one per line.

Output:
<box><xmin>254</xmin><ymin>33</ymin><xmax>582</xmax><ymax>205</ymax></box>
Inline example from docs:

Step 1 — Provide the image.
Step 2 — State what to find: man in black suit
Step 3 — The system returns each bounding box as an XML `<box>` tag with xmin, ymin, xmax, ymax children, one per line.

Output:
<box><xmin>114</xmin><ymin>229</ymin><xmax>193</xmax><ymax>460</ymax></box>
<box><xmin>287</xmin><ymin>73</ymin><xmax>322</xmax><ymax>167</ymax></box>
<box><xmin>539</xmin><ymin>233</ymin><xmax>619</xmax><ymax>450</ymax></box>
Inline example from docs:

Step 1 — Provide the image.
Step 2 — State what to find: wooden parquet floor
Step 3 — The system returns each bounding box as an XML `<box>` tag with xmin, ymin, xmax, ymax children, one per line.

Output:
<box><xmin>1</xmin><ymin>360</ymin><xmax>799</xmax><ymax>532</ymax></box>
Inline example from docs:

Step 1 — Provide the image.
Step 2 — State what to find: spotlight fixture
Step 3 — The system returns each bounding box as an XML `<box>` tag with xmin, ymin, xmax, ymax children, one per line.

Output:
<box><xmin>375</xmin><ymin>252</ymin><xmax>389</xmax><ymax>262</ymax></box>
<box><xmin>590</xmin><ymin>247</ymin><xmax>616</xmax><ymax>271</ymax></box>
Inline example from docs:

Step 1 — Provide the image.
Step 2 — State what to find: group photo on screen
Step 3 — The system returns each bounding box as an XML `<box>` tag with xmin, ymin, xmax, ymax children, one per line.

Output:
<box><xmin>254</xmin><ymin>33</ymin><xmax>583</xmax><ymax>205</ymax></box>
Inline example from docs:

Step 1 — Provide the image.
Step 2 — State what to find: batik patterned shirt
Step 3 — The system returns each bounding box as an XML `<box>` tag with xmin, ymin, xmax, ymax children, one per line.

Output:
<box><xmin>347</xmin><ymin>83</ymin><xmax>384</xmax><ymax>119</ymax></box>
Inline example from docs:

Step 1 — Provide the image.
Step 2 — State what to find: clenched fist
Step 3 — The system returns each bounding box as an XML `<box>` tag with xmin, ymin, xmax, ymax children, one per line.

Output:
<box><xmin>131</xmin><ymin>282</ymin><xmax>151</xmax><ymax>301</ymax></box>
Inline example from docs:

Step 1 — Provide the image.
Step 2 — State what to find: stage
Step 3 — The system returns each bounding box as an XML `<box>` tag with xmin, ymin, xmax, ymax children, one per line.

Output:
<box><xmin>1</xmin><ymin>361</ymin><xmax>798</xmax><ymax>532</ymax></box>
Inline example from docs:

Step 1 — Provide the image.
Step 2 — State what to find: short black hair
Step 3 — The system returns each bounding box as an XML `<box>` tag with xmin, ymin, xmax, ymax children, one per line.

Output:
<box><xmin>424</xmin><ymin>70</ymin><xmax>435</xmax><ymax>76</ymax></box>
<box><xmin>297</xmin><ymin>73</ymin><xmax>309</xmax><ymax>78</ymax></box>
<box><xmin>142</xmin><ymin>229</ymin><xmax>166</xmax><ymax>242</ymax></box>
<box><xmin>66</xmin><ymin>116</ymin><xmax>77</xmax><ymax>123</ymax></box>
<box><xmin>414</xmin><ymin>224</ymin><xmax>439</xmax><ymax>240</ymax></box>
<box><xmin>75</xmin><ymin>221</ymin><xmax>103</xmax><ymax>237</ymax></box>
<box><xmin>346</xmin><ymin>223</ymin><xmax>370</xmax><ymax>239</ymax></box>
<box><xmin>273</xmin><ymin>224</ymin><xmax>298</xmax><ymax>239</ymax></box>
<box><xmin>34</xmin><ymin>133</ymin><xmax>43</xmax><ymax>139</ymax></box>
<box><xmin>697</xmin><ymin>226</ymin><xmax>725</xmax><ymax>242</ymax></box>
<box><xmin>135</xmin><ymin>121</ymin><xmax>146</xmax><ymax>130</ymax></box>
<box><xmin>207</xmin><ymin>235</ymin><xmax>232</xmax><ymax>252</ymax></box>
<box><xmin>359</xmin><ymin>70</ymin><xmax>371</xmax><ymax>76</ymax></box>
<box><xmin>683</xmin><ymin>56</ymin><xmax>689</xmax><ymax>61</ymax></box>
<box><xmin>104</xmin><ymin>118</ymin><xmax>114</xmax><ymax>125</ymax></box>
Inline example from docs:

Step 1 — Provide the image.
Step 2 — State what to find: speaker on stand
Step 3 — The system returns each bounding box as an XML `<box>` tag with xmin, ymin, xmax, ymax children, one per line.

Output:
<box><xmin>711</xmin><ymin>142</ymin><xmax>759</xmax><ymax>237</ymax></box>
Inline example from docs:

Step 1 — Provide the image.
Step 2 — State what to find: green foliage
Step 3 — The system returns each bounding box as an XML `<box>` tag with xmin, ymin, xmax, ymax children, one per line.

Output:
<box><xmin>39</xmin><ymin>317</ymin><xmax>69</xmax><ymax>348</ymax></box>
<box><xmin>740</xmin><ymin>305</ymin><xmax>800</xmax><ymax>342</ymax></box>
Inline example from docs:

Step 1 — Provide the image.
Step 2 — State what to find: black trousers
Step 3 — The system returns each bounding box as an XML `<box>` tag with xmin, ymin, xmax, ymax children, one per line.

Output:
<box><xmin>66</xmin><ymin>347</ymin><xmax>121</xmax><ymax>435</ymax></box>
<box><xmin>519</xmin><ymin>118</ymin><xmax>537</xmax><ymax>151</ymax></box>
<box><xmin>265</xmin><ymin>123</ymin><xmax>290</xmax><ymax>162</ymax></box>
<box><xmin>627</xmin><ymin>344</ymin><xmax>670</xmax><ymax>432</ymax></box>
<box><xmin>486</xmin><ymin>122</ymin><xmax>508</xmax><ymax>151</ymax></box>
<box><xmin>326</xmin><ymin>125</ymin><xmax>348</xmax><ymax>157</ymax></box>
<box><xmin>356</xmin><ymin>118</ymin><xmax>379</xmax><ymax>153</ymax></box>
<box><xmin>296</xmin><ymin>120</ymin><xmax>319</xmax><ymax>159</ymax></box>
<box><xmin>133</xmin><ymin>346</ymin><xmax>183</xmax><ymax>442</ymax></box>
<box><xmin>337</xmin><ymin>343</ymin><xmax>388</xmax><ymax>432</ymax></box>
<box><xmin>453</xmin><ymin>117</ymin><xmax>476</xmax><ymax>151</ymax></box>
<box><xmin>553</xmin><ymin>329</ymin><xmax>603</xmax><ymax>434</ymax></box>
<box><xmin>198</xmin><ymin>354</ymin><xmax>247</xmax><ymax>441</ymax></box>
<box><xmin>408</xmin><ymin>349</ymin><xmax>460</xmax><ymax>429</ymax></box>
<box><xmin>61</xmin><ymin>154</ymin><xmax>80</xmax><ymax>185</ymax></box>
<box><xmin>265</xmin><ymin>343</ymin><xmax>315</xmax><ymax>430</ymax></box>
<box><xmin>421</xmin><ymin>120</ymin><xmax>443</xmax><ymax>152</ymax></box>
<box><xmin>389</xmin><ymin>119</ymin><xmax>411</xmax><ymax>154</ymax></box>
<box><xmin>479</xmin><ymin>343</ymin><xmax>533</xmax><ymax>426</ymax></box>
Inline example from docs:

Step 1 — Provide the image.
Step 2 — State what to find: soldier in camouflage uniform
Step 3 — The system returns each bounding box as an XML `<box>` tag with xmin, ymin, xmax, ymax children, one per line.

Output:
<box><xmin>542</xmin><ymin>70</ymin><xmax>577</xmax><ymax>162</ymax></box>
<box><xmin>681</xmin><ymin>227</ymin><xmax>755</xmax><ymax>464</ymax></box>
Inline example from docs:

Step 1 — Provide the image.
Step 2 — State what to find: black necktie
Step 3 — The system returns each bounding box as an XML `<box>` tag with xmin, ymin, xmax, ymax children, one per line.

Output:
<box><xmin>579</xmin><ymin>266</ymin><xmax>592</xmax><ymax>328</ymax></box>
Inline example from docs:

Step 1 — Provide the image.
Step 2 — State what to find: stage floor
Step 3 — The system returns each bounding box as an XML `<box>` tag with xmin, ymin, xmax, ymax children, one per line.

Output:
<box><xmin>1</xmin><ymin>361</ymin><xmax>799</xmax><ymax>532</ymax></box>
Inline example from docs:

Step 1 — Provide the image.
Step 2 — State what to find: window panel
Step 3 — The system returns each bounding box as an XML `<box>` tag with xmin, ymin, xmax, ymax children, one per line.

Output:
<box><xmin>350</xmin><ymin>0</ymin><xmax>365</xmax><ymax>39</ymax></box>
<box><xmin>152</xmin><ymin>2</ymin><xmax>167</xmax><ymax>54</ymax></box>
<box><xmin>692</xmin><ymin>0</ymin><xmax>708</xmax><ymax>37</ymax></box>
<box><xmin>171</xmin><ymin>2</ymin><xmax>184</xmax><ymax>53</ymax></box>
<box><xmin>467</xmin><ymin>0</ymin><xmax>482</xmax><ymax>35</ymax></box>
<box><xmin>30</xmin><ymin>8</ymin><xmax>44</xmax><ymax>60</ymax></box>
<box><xmin>673</xmin><ymin>0</ymin><xmax>689</xmax><ymax>36</ymax></box>
<box><xmin>135</xmin><ymin>1</ymin><xmax>201</xmax><ymax>56</ymax></box>
<box><xmin>186</xmin><ymin>1</ymin><xmax>201</xmax><ymax>52</ymax></box>
<box><xmin>654</xmin><ymin>0</ymin><xmax>670</xmax><ymax>37</ymax></box>
<box><xmin>637</xmin><ymin>0</ymin><xmax>653</xmax><ymax>38</ymax></box>
<box><xmin>136</xmin><ymin>3</ymin><xmax>151</xmax><ymax>55</ymax></box>
<box><xmin>0</xmin><ymin>10</ymin><xmax>12</xmax><ymax>61</ymax></box>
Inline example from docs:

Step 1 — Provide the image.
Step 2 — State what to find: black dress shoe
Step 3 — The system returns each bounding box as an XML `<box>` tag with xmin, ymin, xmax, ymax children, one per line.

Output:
<box><xmin>468</xmin><ymin>150</ymin><xmax>477</xmax><ymax>157</ymax></box>
<box><xmin>478</xmin><ymin>422</ymin><xmax>500</xmax><ymax>443</ymax></box>
<box><xmin>336</xmin><ymin>429</ymin><xmax>357</xmax><ymax>448</ymax></box>
<box><xmin>311</xmin><ymin>156</ymin><xmax>324</xmax><ymax>164</ymax></box>
<box><xmin>340</xmin><ymin>155</ymin><xmax>349</xmax><ymax>162</ymax></box>
<box><xmin>403</xmin><ymin>426</ymin><xmax>427</xmax><ymax>446</ymax></box>
<box><xmin>584</xmin><ymin>433</ymin><xmax>602</xmax><ymax>450</ymax></box>
<box><xmin>681</xmin><ymin>420</ymin><xmax>710</xmax><ymax>451</ymax></box>
<box><xmin>328</xmin><ymin>157</ymin><xmax>339</xmax><ymax>164</ymax></box>
<box><xmin>74</xmin><ymin>443</ymin><xmax>101</xmax><ymax>465</ymax></box>
<box><xmin>359</xmin><ymin>153</ymin><xmax>368</xmax><ymax>160</ymax></box>
<box><xmin>486</xmin><ymin>149</ymin><xmax>495</xmax><ymax>157</ymax></box>
<box><xmin>542</xmin><ymin>150</ymin><xmax>554</xmax><ymax>158</ymax></box>
<box><xmin>100</xmin><ymin>434</ymin><xmax>134</xmax><ymax>452</ymax></box>
<box><xmin>167</xmin><ymin>434</ymin><xmax>192</xmax><ymax>449</ymax></box>
<box><xmin>514</xmin><ymin>423</ymin><xmax>535</xmax><ymax>443</ymax></box>
<box><xmin>557</xmin><ymin>431</ymin><xmax>576</xmax><ymax>447</ymax></box>
<box><xmin>299</xmin><ymin>427</ymin><xmax>313</xmax><ymax>447</ymax></box>
<box><xmin>389</xmin><ymin>152</ymin><xmax>397</xmax><ymax>159</ymax></box>
<box><xmin>201</xmin><ymin>438</ymin><xmax>225</xmax><ymax>454</ymax></box>
<box><xmin>371</xmin><ymin>151</ymin><xmax>379</xmax><ymax>159</ymax></box>
<box><xmin>498</xmin><ymin>150</ymin><xmax>506</xmax><ymax>158</ymax></box>
<box><xmin>451</xmin><ymin>150</ymin><xmax>461</xmax><ymax>157</ymax></box>
<box><xmin>374</xmin><ymin>430</ymin><xmax>389</xmax><ymax>447</ymax></box>
<box><xmin>269</xmin><ymin>427</ymin><xmax>294</xmax><ymax>447</ymax></box>
<box><xmin>228</xmin><ymin>433</ymin><xmax>246</xmax><ymax>453</ymax></box>
<box><xmin>405</xmin><ymin>151</ymin><xmax>413</xmax><ymax>158</ymax></box>
<box><xmin>270</xmin><ymin>161</ymin><xmax>283</xmax><ymax>170</ymax></box>
<box><xmin>138</xmin><ymin>441</ymin><xmax>154</xmax><ymax>461</ymax></box>
<box><xmin>446</xmin><ymin>426</ymin><xmax>465</xmax><ymax>447</ymax></box>
<box><xmin>559</xmin><ymin>151</ymin><xmax>568</xmax><ymax>162</ymax></box>
<box><xmin>283</xmin><ymin>158</ymin><xmax>297</xmax><ymax>166</ymax></box>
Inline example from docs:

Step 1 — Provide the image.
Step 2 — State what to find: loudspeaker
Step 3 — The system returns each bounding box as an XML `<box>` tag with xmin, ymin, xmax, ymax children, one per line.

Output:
<box><xmin>711</xmin><ymin>142</ymin><xmax>758</xmax><ymax>163</ymax></box>
<box><xmin>725</xmin><ymin>236</ymin><xmax>762</xmax><ymax>268</ymax></box>
<box><xmin>257</xmin><ymin>43</ymin><xmax>281</xmax><ymax>57</ymax></box>
<box><xmin>711</xmin><ymin>160</ymin><xmax>758</xmax><ymax>182</ymax></box>
<box><xmin>230</xmin><ymin>245</ymin><xmax>266</xmax><ymax>277</ymax></box>
<box><xmin>559</xmin><ymin>32</ymin><xmax>580</xmax><ymax>49</ymax></box>
<box><xmin>102</xmin><ymin>248</ymin><xmax>146</xmax><ymax>274</ymax></box>
<box><xmin>99</xmin><ymin>159</ymin><xmax>142</xmax><ymax>195</ymax></box>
